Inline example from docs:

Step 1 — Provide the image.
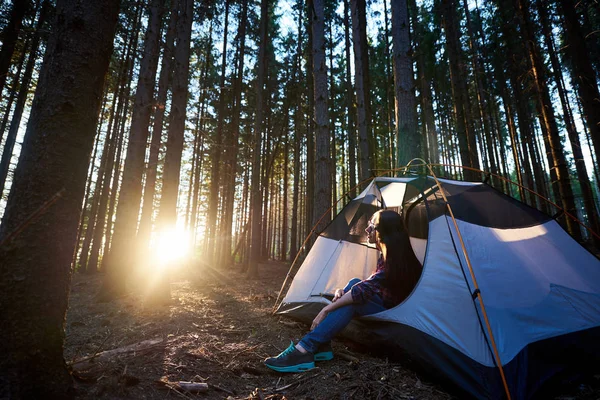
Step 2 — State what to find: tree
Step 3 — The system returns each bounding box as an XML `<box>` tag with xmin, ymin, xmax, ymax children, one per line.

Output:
<box><xmin>149</xmin><ymin>0</ymin><xmax>194</xmax><ymax>301</ymax></box>
<box><xmin>206</xmin><ymin>1</ymin><xmax>230</xmax><ymax>262</ymax></box>
<box><xmin>514</xmin><ymin>0</ymin><xmax>580</xmax><ymax>239</ymax></box>
<box><xmin>391</xmin><ymin>0</ymin><xmax>418</xmax><ymax>166</ymax></box>
<box><xmin>311</xmin><ymin>0</ymin><xmax>332</xmax><ymax>233</ymax></box>
<box><xmin>439</xmin><ymin>0</ymin><xmax>480</xmax><ymax>180</ymax></box>
<box><xmin>558</xmin><ymin>0</ymin><xmax>600</xmax><ymax>169</ymax></box>
<box><xmin>137</xmin><ymin>0</ymin><xmax>179</xmax><ymax>246</ymax></box>
<box><xmin>0</xmin><ymin>0</ymin><xmax>50</xmax><ymax>198</ymax></box>
<box><xmin>0</xmin><ymin>0</ymin><xmax>29</xmax><ymax>98</ymax></box>
<box><xmin>351</xmin><ymin>0</ymin><xmax>372</xmax><ymax>180</ymax></box>
<box><xmin>248</xmin><ymin>0</ymin><xmax>268</xmax><ymax>277</ymax></box>
<box><xmin>0</xmin><ymin>0</ymin><xmax>119</xmax><ymax>396</ymax></box>
<box><xmin>104</xmin><ymin>0</ymin><xmax>165</xmax><ymax>292</ymax></box>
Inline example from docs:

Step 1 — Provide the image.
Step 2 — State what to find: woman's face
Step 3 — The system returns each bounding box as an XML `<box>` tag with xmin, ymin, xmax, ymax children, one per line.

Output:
<box><xmin>365</xmin><ymin>213</ymin><xmax>379</xmax><ymax>244</ymax></box>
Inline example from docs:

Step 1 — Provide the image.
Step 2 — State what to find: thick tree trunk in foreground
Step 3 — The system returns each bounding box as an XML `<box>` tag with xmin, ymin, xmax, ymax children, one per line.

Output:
<box><xmin>0</xmin><ymin>0</ymin><xmax>119</xmax><ymax>397</ymax></box>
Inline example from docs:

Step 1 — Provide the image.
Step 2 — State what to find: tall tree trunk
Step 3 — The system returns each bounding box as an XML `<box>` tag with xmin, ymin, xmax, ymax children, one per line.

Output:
<box><xmin>439</xmin><ymin>0</ymin><xmax>480</xmax><ymax>180</ymax></box>
<box><xmin>383</xmin><ymin>0</ymin><xmax>395</xmax><ymax>170</ymax></box>
<box><xmin>157</xmin><ymin>0</ymin><xmax>194</xmax><ymax>232</ymax></box>
<box><xmin>410</xmin><ymin>0</ymin><xmax>439</xmax><ymax>164</ymax></box>
<box><xmin>391</xmin><ymin>0</ymin><xmax>418</xmax><ymax>167</ymax></box>
<box><xmin>190</xmin><ymin>29</ymin><xmax>212</xmax><ymax>246</ymax></box>
<box><xmin>0</xmin><ymin>35</ymin><xmax>28</xmax><ymax>147</ymax></box>
<box><xmin>343</xmin><ymin>0</ymin><xmax>357</xmax><ymax>196</ymax></box>
<box><xmin>311</xmin><ymin>0</ymin><xmax>331</xmax><ymax>234</ymax></box>
<box><xmin>514</xmin><ymin>0</ymin><xmax>580</xmax><ymax>239</ymax></box>
<box><xmin>104</xmin><ymin>0</ymin><xmax>165</xmax><ymax>285</ymax></box>
<box><xmin>248</xmin><ymin>0</ymin><xmax>269</xmax><ymax>277</ymax></box>
<box><xmin>0</xmin><ymin>0</ymin><xmax>49</xmax><ymax>198</ymax></box>
<box><xmin>143</xmin><ymin>0</ymin><xmax>193</xmax><ymax>303</ymax></box>
<box><xmin>351</xmin><ymin>0</ymin><xmax>372</xmax><ymax>180</ymax></box>
<box><xmin>0</xmin><ymin>0</ymin><xmax>118</xmax><ymax>396</ymax></box>
<box><xmin>90</xmin><ymin>10</ymin><xmax>141</xmax><ymax>276</ymax></box>
<box><xmin>137</xmin><ymin>0</ymin><xmax>178</xmax><ymax>247</ymax></box>
<box><xmin>220</xmin><ymin>0</ymin><xmax>248</xmax><ymax>265</ymax></box>
<box><xmin>0</xmin><ymin>0</ymin><xmax>28</xmax><ymax>98</ymax></box>
<box><xmin>462</xmin><ymin>0</ymin><xmax>498</xmax><ymax>183</ymax></box>
<box><xmin>558</xmin><ymin>0</ymin><xmax>600</xmax><ymax>166</ymax></box>
<box><xmin>78</xmin><ymin>79</ymin><xmax>120</xmax><ymax>273</ymax></box>
<box><xmin>207</xmin><ymin>0</ymin><xmax>230</xmax><ymax>263</ymax></box>
<box><xmin>305</xmin><ymin>0</ymin><xmax>315</xmax><ymax>249</ymax></box>
<box><xmin>290</xmin><ymin>2</ymin><xmax>303</xmax><ymax>261</ymax></box>
<box><xmin>538</xmin><ymin>0</ymin><xmax>600</xmax><ymax>240</ymax></box>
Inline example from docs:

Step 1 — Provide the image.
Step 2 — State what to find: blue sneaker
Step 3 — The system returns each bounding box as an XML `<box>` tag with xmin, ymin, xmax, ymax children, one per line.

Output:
<box><xmin>314</xmin><ymin>342</ymin><xmax>333</xmax><ymax>361</ymax></box>
<box><xmin>264</xmin><ymin>342</ymin><xmax>315</xmax><ymax>373</ymax></box>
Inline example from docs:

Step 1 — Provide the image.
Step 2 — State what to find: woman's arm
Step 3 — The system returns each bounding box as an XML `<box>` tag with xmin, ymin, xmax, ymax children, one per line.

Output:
<box><xmin>311</xmin><ymin>290</ymin><xmax>354</xmax><ymax>330</ymax></box>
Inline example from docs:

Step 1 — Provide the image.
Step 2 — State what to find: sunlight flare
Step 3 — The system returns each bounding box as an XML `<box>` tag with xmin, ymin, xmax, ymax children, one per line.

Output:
<box><xmin>152</xmin><ymin>228</ymin><xmax>192</xmax><ymax>266</ymax></box>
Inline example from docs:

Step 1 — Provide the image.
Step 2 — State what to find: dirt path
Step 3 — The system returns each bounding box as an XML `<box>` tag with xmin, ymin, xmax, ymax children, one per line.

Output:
<box><xmin>65</xmin><ymin>261</ymin><xmax>598</xmax><ymax>399</ymax></box>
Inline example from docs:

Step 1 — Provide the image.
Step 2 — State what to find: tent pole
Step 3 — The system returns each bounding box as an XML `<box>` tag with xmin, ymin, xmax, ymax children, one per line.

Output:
<box><xmin>426</xmin><ymin>165</ymin><xmax>513</xmax><ymax>400</ymax></box>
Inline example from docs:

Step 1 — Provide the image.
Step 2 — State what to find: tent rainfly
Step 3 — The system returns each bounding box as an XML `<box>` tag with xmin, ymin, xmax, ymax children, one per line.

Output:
<box><xmin>275</xmin><ymin>175</ymin><xmax>600</xmax><ymax>399</ymax></box>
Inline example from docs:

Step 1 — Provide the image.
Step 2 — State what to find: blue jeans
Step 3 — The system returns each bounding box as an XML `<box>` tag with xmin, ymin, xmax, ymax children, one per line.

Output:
<box><xmin>298</xmin><ymin>278</ymin><xmax>386</xmax><ymax>353</ymax></box>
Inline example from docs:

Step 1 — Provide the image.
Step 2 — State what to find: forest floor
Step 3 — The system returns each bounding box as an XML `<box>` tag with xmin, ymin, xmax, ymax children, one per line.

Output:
<box><xmin>65</xmin><ymin>260</ymin><xmax>600</xmax><ymax>400</ymax></box>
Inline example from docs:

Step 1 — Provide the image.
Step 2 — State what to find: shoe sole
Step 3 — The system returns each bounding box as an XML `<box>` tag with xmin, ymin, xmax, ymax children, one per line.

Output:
<box><xmin>314</xmin><ymin>351</ymin><xmax>333</xmax><ymax>361</ymax></box>
<box><xmin>265</xmin><ymin>361</ymin><xmax>315</xmax><ymax>373</ymax></box>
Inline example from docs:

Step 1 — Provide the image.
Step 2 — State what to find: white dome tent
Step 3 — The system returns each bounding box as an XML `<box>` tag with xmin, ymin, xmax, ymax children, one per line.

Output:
<box><xmin>274</xmin><ymin>171</ymin><xmax>600</xmax><ymax>400</ymax></box>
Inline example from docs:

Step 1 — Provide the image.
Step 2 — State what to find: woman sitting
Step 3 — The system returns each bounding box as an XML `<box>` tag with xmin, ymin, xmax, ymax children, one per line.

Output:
<box><xmin>265</xmin><ymin>209</ymin><xmax>422</xmax><ymax>372</ymax></box>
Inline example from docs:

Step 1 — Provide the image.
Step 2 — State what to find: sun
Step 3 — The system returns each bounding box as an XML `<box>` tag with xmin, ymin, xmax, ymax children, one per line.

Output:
<box><xmin>152</xmin><ymin>228</ymin><xmax>191</xmax><ymax>265</ymax></box>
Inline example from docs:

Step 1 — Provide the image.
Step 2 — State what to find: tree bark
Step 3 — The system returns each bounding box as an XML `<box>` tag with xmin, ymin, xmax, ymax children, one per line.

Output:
<box><xmin>105</xmin><ymin>0</ymin><xmax>165</xmax><ymax>287</ymax></box>
<box><xmin>409</xmin><ymin>0</ymin><xmax>438</xmax><ymax>165</ymax></box>
<box><xmin>558</xmin><ymin>0</ymin><xmax>600</xmax><ymax>167</ymax></box>
<box><xmin>220</xmin><ymin>0</ymin><xmax>248</xmax><ymax>265</ymax></box>
<box><xmin>439</xmin><ymin>0</ymin><xmax>480</xmax><ymax>180</ymax></box>
<box><xmin>207</xmin><ymin>0</ymin><xmax>230</xmax><ymax>263</ymax></box>
<box><xmin>538</xmin><ymin>0</ymin><xmax>600</xmax><ymax>241</ymax></box>
<box><xmin>138</xmin><ymin>0</ymin><xmax>178</xmax><ymax>246</ymax></box>
<box><xmin>0</xmin><ymin>0</ymin><xmax>119</xmax><ymax>396</ymax></box>
<box><xmin>248</xmin><ymin>0</ymin><xmax>268</xmax><ymax>277</ymax></box>
<box><xmin>514</xmin><ymin>0</ymin><xmax>580</xmax><ymax>239</ymax></box>
<box><xmin>0</xmin><ymin>0</ymin><xmax>49</xmax><ymax>198</ymax></box>
<box><xmin>351</xmin><ymin>0</ymin><xmax>372</xmax><ymax>180</ymax></box>
<box><xmin>0</xmin><ymin>0</ymin><xmax>28</xmax><ymax>98</ymax></box>
<box><xmin>311</xmin><ymin>0</ymin><xmax>331</xmax><ymax>234</ymax></box>
<box><xmin>90</xmin><ymin>11</ymin><xmax>141</xmax><ymax>277</ymax></box>
<box><xmin>343</xmin><ymin>0</ymin><xmax>357</xmax><ymax>196</ymax></box>
<box><xmin>391</xmin><ymin>0</ymin><xmax>418</xmax><ymax>167</ymax></box>
<box><xmin>157</xmin><ymin>0</ymin><xmax>194</xmax><ymax>228</ymax></box>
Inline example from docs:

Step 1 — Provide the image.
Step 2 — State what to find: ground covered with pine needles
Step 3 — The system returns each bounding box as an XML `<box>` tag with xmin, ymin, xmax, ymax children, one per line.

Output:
<box><xmin>65</xmin><ymin>261</ymin><xmax>600</xmax><ymax>400</ymax></box>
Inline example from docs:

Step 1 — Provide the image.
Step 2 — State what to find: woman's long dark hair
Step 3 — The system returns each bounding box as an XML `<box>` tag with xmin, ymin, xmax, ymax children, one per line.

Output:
<box><xmin>373</xmin><ymin>210</ymin><xmax>422</xmax><ymax>303</ymax></box>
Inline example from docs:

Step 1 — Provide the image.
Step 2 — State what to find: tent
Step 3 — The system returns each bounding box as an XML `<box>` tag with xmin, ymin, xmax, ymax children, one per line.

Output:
<box><xmin>275</xmin><ymin>175</ymin><xmax>600</xmax><ymax>399</ymax></box>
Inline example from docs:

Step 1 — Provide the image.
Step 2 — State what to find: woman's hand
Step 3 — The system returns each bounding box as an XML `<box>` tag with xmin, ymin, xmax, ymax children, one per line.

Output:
<box><xmin>311</xmin><ymin>306</ymin><xmax>330</xmax><ymax>330</ymax></box>
<box><xmin>332</xmin><ymin>288</ymin><xmax>344</xmax><ymax>302</ymax></box>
